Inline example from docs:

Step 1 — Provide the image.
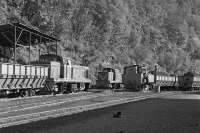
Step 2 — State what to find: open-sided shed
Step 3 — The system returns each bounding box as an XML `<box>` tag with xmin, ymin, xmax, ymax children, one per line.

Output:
<box><xmin>0</xmin><ymin>22</ymin><xmax>59</xmax><ymax>64</ymax></box>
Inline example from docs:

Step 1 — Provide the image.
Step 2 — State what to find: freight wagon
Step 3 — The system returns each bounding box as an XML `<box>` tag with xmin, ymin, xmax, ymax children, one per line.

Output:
<box><xmin>0</xmin><ymin>54</ymin><xmax>91</xmax><ymax>96</ymax></box>
<box><xmin>0</xmin><ymin>23</ymin><xmax>91</xmax><ymax>97</ymax></box>
<box><xmin>0</xmin><ymin>63</ymin><xmax>48</xmax><ymax>96</ymax></box>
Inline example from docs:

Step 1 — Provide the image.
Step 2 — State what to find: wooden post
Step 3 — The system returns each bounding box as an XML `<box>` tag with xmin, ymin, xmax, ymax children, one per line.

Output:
<box><xmin>47</xmin><ymin>41</ymin><xmax>50</xmax><ymax>54</ymax></box>
<box><xmin>154</xmin><ymin>65</ymin><xmax>157</xmax><ymax>84</ymax></box>
<box><xmin>38</xmin><ymin>37</ymin><xmax>41</xmax><ymax>60</ymax></box>
<box><xmin>157</xmin><ymin>86</ymin><xmax>161</xmax><ymax>93</ymax></box>
<box><xmin>29</xmin><ymin>33</ymin><xmax>31</xmax><ymax>65</ymax></box>
<box><xmin>39</xmin><ymin>49</ymin><xmax>41</xmax><ymax>58</ymax></box>
<box><xmin>56</xmin><ymin>42</ymin><xmax>58</xmax><ymax>55</ymax></box>
<box><xmin>14</xmin><ymin>26</ymin><xmax>16</xmax><ymax>64</ymax></box>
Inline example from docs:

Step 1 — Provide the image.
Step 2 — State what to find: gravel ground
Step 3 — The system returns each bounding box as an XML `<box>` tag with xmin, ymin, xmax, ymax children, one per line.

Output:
<box><xmin>1</xmin><ymin>95</ymin><xmax>200</xmax><ymax>133</ymax></box>
<box><xmin>0</xmin><ymin>92</ymin><xmax>92</xmax><ymax>108</ymax></box>
<box><xmin>0</xmin><ymin>91</ymin><xmax>154</xmax><ymax>119</ymax></box>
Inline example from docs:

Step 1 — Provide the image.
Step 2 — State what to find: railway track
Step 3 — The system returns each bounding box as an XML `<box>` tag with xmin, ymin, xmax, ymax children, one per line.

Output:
<box><xmin>0</xmin><ymin>93</ymin><xmax>113</xmax><ymax>115</ymax></box>
<box><xmin>0</xmin><ymin>92</ymin><xmax>92</xmax><ymax>108</ymax></box>
<box><xmin>0</xmin><ymin>91</ymin><xmax>174</xmax><ymax>128</ymax></box>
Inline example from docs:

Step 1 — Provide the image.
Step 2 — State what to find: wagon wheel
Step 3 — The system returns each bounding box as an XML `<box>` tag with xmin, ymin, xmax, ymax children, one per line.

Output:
<box><xmin>19</xmin><ymin>90</ymin><xmax>25</xmax><ymax>97</ymax></box>
<box><xmin>29</xmin><ymin>89</ymin><xmax>36</xmax><ymax>96</ymax></box>
<box><xmin>25</xmin><ymin>89</ymin><xmax>29</xmax><ymax>97</ymax></box>
<box><xmin>30</xmin><ymin>85</ymin><xmax>36</xmax><ymax>96</ymax></box>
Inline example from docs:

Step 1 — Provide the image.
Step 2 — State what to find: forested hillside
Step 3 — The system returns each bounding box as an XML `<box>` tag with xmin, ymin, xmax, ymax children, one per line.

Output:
<box><xmin>1</xmin><ymin>0</ymin><xmax>200</xmax><ymax>77</ymax></box>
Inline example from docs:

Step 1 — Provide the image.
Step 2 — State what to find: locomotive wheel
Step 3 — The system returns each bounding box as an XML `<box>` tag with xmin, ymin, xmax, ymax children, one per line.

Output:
<box><xmin>84</xmin><ymin>83</ymin><xmax>90</xmax><ymax>91</ymax></box>
<box><xmin>111</xmin><ymin>84</ymin><xmax>115</xmax><ymax>89</ymax></box>
<box><xmin>51</xmin><ymin>88</ymin><xmax>56</xmax><ymax>95</ymax></box>
<box><xmin>51</xmin><ymin>86</ymin><xmax>57</xmax><ymax>95</ymax></box>
<box><xmin>113</xmin><ymin>84</ymin><xmax>120</xmax><ymax>90</ymax></box>
<box><xmin>60</xmin><ymin>83</ymin><xmax>68</xmax><ymax>94</ymax></box>
<box><xmin>78</xmin><ymin>83</ymin><xmax>84</xmax><ymax>91</ymax></box>
<box><xmin>60</xmin><ymin>84</ymin><xmax>65</xmax><ymax>94</ymax></box>
<box><xmin>71</xmin><ymin>84</ymin><xmax>77</xmax><ymax>93</ymax></box>
<box><xmin>57</xmin><ymin>84</ymin><xmax>63</xmax><ymax>94</ymax></box>
<box><xmin>77</xmin><ymin>83</ymin><xmax>81</xmax><ymax>91</ymax></box>
<box><xmin>66</xmin><ymin>84</ymin><xmax>72</xmax><ymax>93</ymax></box>
<box><xmin>108</xmin><ymin>84</ymin><xmax>113</xmax><ymax>89</ymax></box>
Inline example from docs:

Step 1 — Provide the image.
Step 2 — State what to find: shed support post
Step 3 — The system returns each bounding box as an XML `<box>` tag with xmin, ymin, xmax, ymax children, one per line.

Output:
<box><xmin>38</xmin><ymin>37</ymin><xmax>41</xmax><ymax>60</ymax></box>
<box><xmin>154</xmin><ymin>65</ymin><xmax>157</xmax><ymax>84</ymax></box>
<box><xmin>157</xmin><ymin>86</ymin><xmax>161</xmax><ymax>93</ymax></box>
<box><xmin>47</xmin><ymin>42</ymin><xmax>49</xmax><ymax>54</ymax></box>
<box><xmin>14</xmin><ymin>26</ymin><xmax>16</xmax><ymax>64</ymax></box>
<box><xmin>56</xmin><ymin>42</ymin><xmax>58</xmax><ymax>55</ymax></box>
<box><xmin>29</xmin><ymin>33</ymin><xmax>31</xmax><ymax>65</ymax></box>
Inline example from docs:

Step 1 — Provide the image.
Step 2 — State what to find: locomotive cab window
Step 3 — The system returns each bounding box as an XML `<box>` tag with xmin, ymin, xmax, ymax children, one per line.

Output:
<box><xmin>103</xmin><ymin>68</ymin><xmax>116</xmax><ymax>81</ymax></box>
<box><xmin>39</xmin><ymin>54</ymin><xmax>63</xmax><ymax>64</ymax></box>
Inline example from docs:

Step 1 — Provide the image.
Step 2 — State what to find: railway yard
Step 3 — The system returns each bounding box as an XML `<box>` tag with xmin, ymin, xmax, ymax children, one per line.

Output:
<box><xmin>0</xmin><ymin>90</ymin><xmax>164</xmax><ymax>128</ymax></box>
<box><xmin>0</xmin><ymin>90</ymin><xmax>199</xmax><ymax>133</ymax></box>
<box><xmin>0</xmin><ymin>23</ymin><xmax>199</xmax><ymax>133</ymax></box>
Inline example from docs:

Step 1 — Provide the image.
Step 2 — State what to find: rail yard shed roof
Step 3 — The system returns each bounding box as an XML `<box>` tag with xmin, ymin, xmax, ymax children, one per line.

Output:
<box><xmin>0</xmin><ymin>22</ymin><xmax>59</xmax><ymax>47</ymax></box>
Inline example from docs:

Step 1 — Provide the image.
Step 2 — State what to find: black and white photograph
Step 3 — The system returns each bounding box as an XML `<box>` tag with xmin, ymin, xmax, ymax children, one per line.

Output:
<box><xmin>0</xmin><ymin>0</ymin><xmax>199</xmax><ymax>133</ymax></box>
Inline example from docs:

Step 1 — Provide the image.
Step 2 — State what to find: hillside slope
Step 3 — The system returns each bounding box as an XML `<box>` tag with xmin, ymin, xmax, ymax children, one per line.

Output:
<box><xmin>1</xmin><ymin>0</ymin><xmax>200</xmax><ymax>78</ymax></box>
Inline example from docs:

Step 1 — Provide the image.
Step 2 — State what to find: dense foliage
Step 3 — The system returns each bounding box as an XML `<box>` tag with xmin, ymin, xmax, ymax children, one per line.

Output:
<box><xmin>1</xmin><ymin>0</ymin><xmax>200</xmax><ymax>80</ymax></box>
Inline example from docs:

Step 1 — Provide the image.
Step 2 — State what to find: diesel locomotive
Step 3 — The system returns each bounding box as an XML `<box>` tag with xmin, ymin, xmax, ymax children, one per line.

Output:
<box><xmin>0</xmin><ymin>54</ymin><xmax>91</xmax><ymax>97</ymax></box>
<box><xmin>96</xmin><ymin>67</ymin><xmax>122</xmax><ymax>89</ymax></box>
<box><xmin>39</xmin><ymin>54</ymin><xmax>91</xmax><ymax>94</ymax></box>
<box><xmin>96</xmin><ymin>65</ymin><xmax>200</xmax><ymax>91</ymax></box>
<box><xmin>0</xmin><ymin>23</ymin><xmax>91</xmax><ymax>97</ymax></box>
<box><xmin>0</xmin><ymin>22</ymin><xmax>199</xmax><ymax>98</ymax></box>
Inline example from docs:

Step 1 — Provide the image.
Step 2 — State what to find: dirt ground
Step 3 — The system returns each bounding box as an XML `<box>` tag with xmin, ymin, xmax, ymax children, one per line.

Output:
<box><xmin>1</xmin><ymin>95</ymin><xmax>200</xmax><ymax>133</ymax></box>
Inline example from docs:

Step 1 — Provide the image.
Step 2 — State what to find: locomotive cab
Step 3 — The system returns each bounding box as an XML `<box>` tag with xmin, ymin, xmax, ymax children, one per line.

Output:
<box><xmin>37</xmin><ymin>54</ymin><xmax>63</xmax><ymax>79</ymax></box>
<box><xmin>102</xmin><ymin>68</ymin><xmax>116</xmax><ymax>81</ymax></box>
<box><xmin>39</xmin><ymin>54</ymin><xmax>72</xmax><ymax>66</ymax></box>
<box><xmin>122</xmin><ymin>65</ymin><xmax>147</xmax><ymax>91</ymax></box>
<box><xmin>96</xmin><ymin>67</ymin><xmax>122</xmax><ymax>89</ymax></box>
<box><xmin>178</xmin><ymin>72</ymin><xmax>194</xmax><ymax>91</ymax></box>
<box><xmin>97</xmin><ymin>68</ymin><xmax>115</xmax><ymax>88</ymax></box>
<box><xmin>39</xmin><ymin>54</ymin><xmax>64</xmax><ymax>64</ymax></box>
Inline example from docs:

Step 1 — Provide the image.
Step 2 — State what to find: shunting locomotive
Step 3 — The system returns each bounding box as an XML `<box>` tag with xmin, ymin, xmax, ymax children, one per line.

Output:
<box><xmin>96</xmin><ymin>64</ymin><xmax>200</xmax><ymax>92</ymax></box>
<box><xmin>38</xmin><ymin>54</ymin><xmax>91</xmax><ymax>94</ymax></box>
<box><xmin>0</xmin><ymin>22</ymin><xmax>199</xmax><ymax>98</ymax></box>
<box><xmin>96</xmin><ymin>67</ymin><xmax>122</xmax><ymax>89</ymax></box>
<box><xmin>0</xmin><ymin>23</ymin><xmax>91</xmax><ymax>97</ymax></box>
